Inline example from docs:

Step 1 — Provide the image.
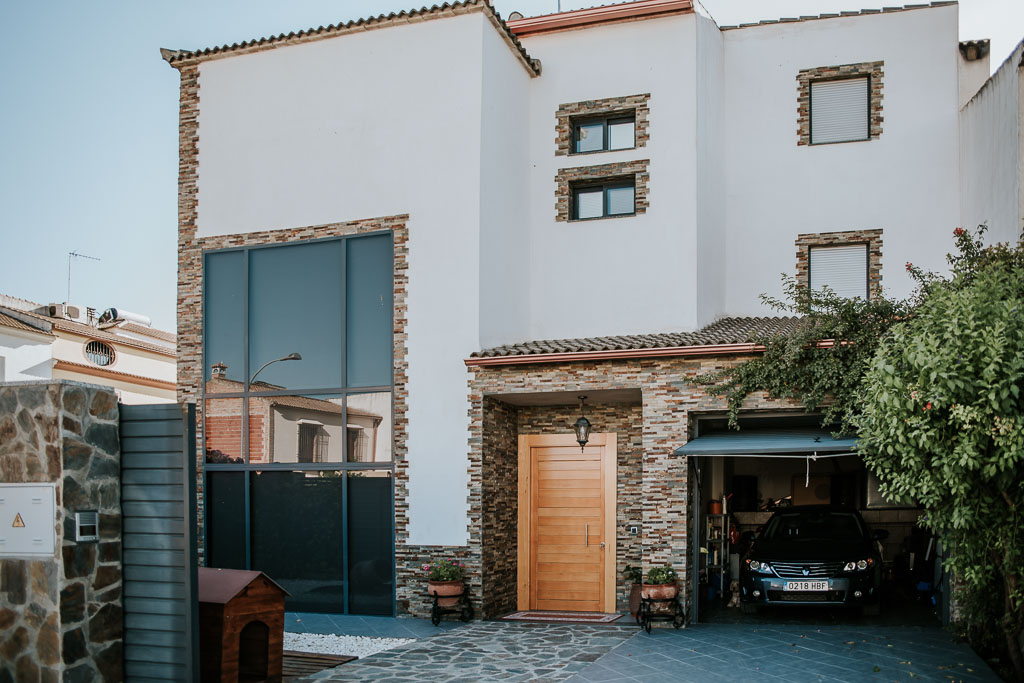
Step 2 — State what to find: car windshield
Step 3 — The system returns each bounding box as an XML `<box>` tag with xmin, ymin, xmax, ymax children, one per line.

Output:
<box><xmin>762</xmin><ymin>511</ymin><xmax>865</xmax><ymax>542</ymax></box>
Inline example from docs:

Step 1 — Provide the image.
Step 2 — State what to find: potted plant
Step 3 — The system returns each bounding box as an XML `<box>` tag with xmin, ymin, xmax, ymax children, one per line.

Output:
<box><xmin>424</xmin><ymin>559</ymin><xmax>466</xmax><ymax>607</ymax></box>
<box><xmin>642</xmin><ymin>564</ymin><xmax>679</xmax><ymax>600</ymax></box>
<box><xmin>625</xmin><ymin>564</ymin><xmax>644</xmax><ymax>620</ymax></box>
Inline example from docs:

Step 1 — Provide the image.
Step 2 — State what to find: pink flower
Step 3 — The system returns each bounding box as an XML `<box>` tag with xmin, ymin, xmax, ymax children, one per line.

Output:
<box><xmin>953</xmin><ymin>227</ymin><xmax>965</xmax><ymax>237</ymax></box>
<box><xmin>924</xmin><ymin>402</ymin><xmax>932</xmax><ymax>411</ymax></box>
<box><xmin>905</xmin><ymin>262</ymin><xmax>913</xmax><ymax>272</ymax></box>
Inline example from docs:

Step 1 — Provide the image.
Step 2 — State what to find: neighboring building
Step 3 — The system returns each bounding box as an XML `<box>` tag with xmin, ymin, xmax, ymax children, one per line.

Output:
<box><xmin>162</xmin><ymin>0</ymin><xmax>997</xmax><ymax>618</ymax></box>
<box><xmin>0</xmin><ymin>294</ymin><xmax>176</xmax><ymax>404</ymax></box>
<box><xmin>961</xmin><ymin>37</ymin><xmax>1024</xmax><ymax>240</ymax></box>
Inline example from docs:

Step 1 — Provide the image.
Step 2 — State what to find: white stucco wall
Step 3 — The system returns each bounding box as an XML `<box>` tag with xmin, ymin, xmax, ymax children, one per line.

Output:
<box><xmin>722</xmin><ymin>6</ymin><xmax>961</xmax><ymax>314</ymax></box>
<box><xmin>960</xmin><ymin>40</ymin><xmax>1024</xmax><ymax>245</ymax></box>
<box><xmin>194</xmin><ymin>13</ymin><xmax>539</xmax><ymax>545</ymax></box>
<box><xmin>695</xmin><ymin>10</ymin><xmax>726</xmax><ymax>328</ymax></box>
<box><xmin>478</xmin><ymin>21</ymin><xmax>532</xmax><ymax>349</ymax></box>
<box><xmin>0</xmin><ymin>329</ymin><xmax>53</xmax><ymax>382</ymax></box>
<box><xmin>519</xmin><ymin>14</ymin><xmax>700</xmax><ymax>341</ymax></box>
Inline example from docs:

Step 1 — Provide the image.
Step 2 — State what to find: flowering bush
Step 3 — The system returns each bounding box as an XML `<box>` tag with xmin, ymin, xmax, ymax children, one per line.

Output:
<box><xmin>422</xmin><ymin>558</ymin><xmax>465</xmax><ymax>582</ymax></box>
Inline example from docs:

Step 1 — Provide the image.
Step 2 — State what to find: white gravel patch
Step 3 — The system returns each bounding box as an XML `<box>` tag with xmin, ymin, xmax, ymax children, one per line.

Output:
<box><xmin>284</xmin><ymin>632</ymin><xmax>416</xmax><ymax>659</ymax></box>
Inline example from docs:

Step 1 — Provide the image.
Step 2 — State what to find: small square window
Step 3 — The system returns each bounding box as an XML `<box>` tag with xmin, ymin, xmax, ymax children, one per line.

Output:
<box><xmin>572</xmin><ymin>180</ymin><xmax>635</xmax><ymax>220</ymax></box>
<box><xmin>810</xmin><ymin>77</ymin><xmax>869</xmax><ymax>145</ymax></box>
<box><xmin>809</xmin><ymin>244</ymin><xmax>868</xmax><ymax>299</ymax></box>
<box><xmin>573</xmin><ymin>115</ymin><xmax>636</xmax><ymax>154</ymax></box>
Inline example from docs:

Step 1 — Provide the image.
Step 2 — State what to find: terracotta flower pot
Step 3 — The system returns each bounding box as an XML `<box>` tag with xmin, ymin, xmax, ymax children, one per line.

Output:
<box><xmin>641</xmin><ymin>583</ymin><xmax>678</xmax><ymax>600</ymax></box>
<box><xmin>428</xmin><ymin>580</ymin><xmax>464</xmax><ymax>607</ymax></box>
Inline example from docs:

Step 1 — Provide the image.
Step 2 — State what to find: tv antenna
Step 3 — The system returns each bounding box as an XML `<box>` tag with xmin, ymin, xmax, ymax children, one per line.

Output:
<box><xmin>67</xmin><ymin>251</ymin><xmax>101</xmax><ymax>303</ymax></box>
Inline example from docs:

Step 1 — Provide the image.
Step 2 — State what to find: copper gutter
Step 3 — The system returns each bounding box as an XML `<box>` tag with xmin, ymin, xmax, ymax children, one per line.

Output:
<box><xmin>506</xmin><ymin>0</ymin><xmax>694</xmax><ymax>37</ymax></box>
<box><xmin>465</xmin><ymin>342</ymin><xmax>765</xmax><ymax>367</ymax></box>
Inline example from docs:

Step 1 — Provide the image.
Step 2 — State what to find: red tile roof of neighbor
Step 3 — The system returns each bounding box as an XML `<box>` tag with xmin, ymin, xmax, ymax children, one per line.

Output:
<box><xmin>0</xmin><ymin>310</ymin><xmax>53</xmax><ymax>337</ymax></box>
<box><xmin>11</xmin><ymin>308</ymin><xmax>176</xmax><ymax>358</ymax></box>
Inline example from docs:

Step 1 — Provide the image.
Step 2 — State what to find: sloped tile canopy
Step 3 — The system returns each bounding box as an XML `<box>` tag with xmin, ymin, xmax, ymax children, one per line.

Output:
<box><xmin>675</xmin><ymin>428</ymin><xmax>857</xmax><ymax>456</ymax></box>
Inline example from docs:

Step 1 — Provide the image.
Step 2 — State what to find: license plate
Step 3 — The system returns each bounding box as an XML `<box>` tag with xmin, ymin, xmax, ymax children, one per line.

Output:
<box><xmin>784</xmin><ymin>581</ymin><xmax>829</xmax><ymax>591</ymax></box>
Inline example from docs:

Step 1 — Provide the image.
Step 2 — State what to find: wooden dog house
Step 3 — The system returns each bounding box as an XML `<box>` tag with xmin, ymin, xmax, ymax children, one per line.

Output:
<box><xmin>198</xmin><ymin>568</ymin><xmax>289</xmax><ymax>683</ymax></box>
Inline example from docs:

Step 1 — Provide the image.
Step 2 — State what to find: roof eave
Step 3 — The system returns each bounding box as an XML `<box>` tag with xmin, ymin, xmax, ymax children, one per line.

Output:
<box><xmin>161</xmin><ymin>1</ymin><xmax>540</xmax><ymax>77</ymax></box>
<box><xmin>507</xmin><ymin>0</ymin><xmax>694</xmax><ymax>37</ymax></box>
<box><xmin>465</xmin><ymin>342</ymin><xmax>765</xmax><ymax>367</ymax></box>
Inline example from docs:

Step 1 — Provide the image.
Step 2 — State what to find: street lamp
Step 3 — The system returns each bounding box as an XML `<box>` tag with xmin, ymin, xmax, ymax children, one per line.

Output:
<box><xmin>249</xmin><ymin>352</ymin><xmax>302</xmax><ymax>385</ymax></box>
<box><xmin>573</xmin><ymin>395</ymin><xmax>591</xmax><ymax>452</ymax></box>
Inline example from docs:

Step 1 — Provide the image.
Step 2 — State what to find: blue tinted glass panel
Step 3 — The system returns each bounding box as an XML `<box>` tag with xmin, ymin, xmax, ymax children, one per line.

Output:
<box><xmin>249</xmin><ymin>241</ymin><xmax>343</xmax><ymax>390</ymax></box>
<box><xmin>206</xmin><ymin>472</ymin><xmax>246</xmax><ymax>570</ymax></box>
<box><xmin>348</xmin><ymin>471</ymin><xmax>394</xmax><ymax>614</ymax></box>
<box><xmin>250</xmin><ymin>470</ymin><xmax>344</xmax><ymax>612</ymax></box>
<box><xmin>346</xmin><ymin>234</ymin><xmax>393</xmax><ymax>387</ymax></box>
<box><xmin>607</xmin><ymin>185</ymin><xmax>635</xmax><ymax>215</ymax></box>
<box><xmin>204</xmin><ymin>250</ymin><xmax>245</xmax><ymax>391</ymax></box>
<box><xmin>575</xmin><ymin>122</ymin><xmax>603</xmax><ymax>153</ymax></box>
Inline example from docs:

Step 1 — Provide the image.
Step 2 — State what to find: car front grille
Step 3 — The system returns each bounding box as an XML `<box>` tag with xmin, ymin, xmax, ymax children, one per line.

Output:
<box><xmin>770</xmin><ymin>561</ymin><xmax>843</xmax><ymax>578</ymax></box>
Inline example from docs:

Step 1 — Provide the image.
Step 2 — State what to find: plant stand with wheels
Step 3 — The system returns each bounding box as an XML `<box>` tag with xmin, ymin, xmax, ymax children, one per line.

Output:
<box><xmin>637</xmin><ymin>595</ymin><xmax>685</xmax><ymax>634</ymax></box>
<box><xmin>428</xmin><ymin>588</ymin><xmax>473</xmax><ymax>626</ymax></box>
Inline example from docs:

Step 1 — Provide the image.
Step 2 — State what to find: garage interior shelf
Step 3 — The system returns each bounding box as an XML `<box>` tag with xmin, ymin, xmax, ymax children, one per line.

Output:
<box><xmin>706</xmin><ymin>513</ymin><xmax>729</xmax><ymax>599</ymax></box>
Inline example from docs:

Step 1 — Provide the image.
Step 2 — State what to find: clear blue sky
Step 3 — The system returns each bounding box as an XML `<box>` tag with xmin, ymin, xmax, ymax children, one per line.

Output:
<box><xmin>1</xmin><ymin>0</ymin><xmax>1020</xmax><ymax>333</ymax></box>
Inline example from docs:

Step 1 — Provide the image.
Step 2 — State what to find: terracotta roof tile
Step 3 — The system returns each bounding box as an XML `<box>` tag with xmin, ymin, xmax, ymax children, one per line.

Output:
<box><xmin>161</xmin><ymin>1</ymin><xmax>540</xmax><ymax>76</ymax></box>
<box><xmin>471</xmin><ymin>316</ymin><xmax>803</xmax><ymax>358</ymax></box>
<box><xmin>12</xmin><ymin>309</ymin><xmax>175</xmax><ymax>358</ymax></box>
<box><xmin>0</xmin><ymin>310</ymin><xmax>53</xmax><ymax>337</ymax></box>
<box><xmin>720</xmin><ymin>1</ymin><xmax>954</xmax><ymax>30</ymax></box>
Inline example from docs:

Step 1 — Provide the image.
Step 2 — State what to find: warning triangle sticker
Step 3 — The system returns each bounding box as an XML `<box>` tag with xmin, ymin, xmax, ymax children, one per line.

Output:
<box><xmin>12</xmin><ymin>513</ymin><xmax>25</xmax><ymax>528</ymax></box>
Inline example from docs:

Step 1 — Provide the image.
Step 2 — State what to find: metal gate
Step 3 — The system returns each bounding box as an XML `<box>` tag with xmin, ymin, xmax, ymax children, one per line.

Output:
<box><xmin>120</xmin><ymin>403</ymin><xmax>198</xmax><ymax>682</ymax></box>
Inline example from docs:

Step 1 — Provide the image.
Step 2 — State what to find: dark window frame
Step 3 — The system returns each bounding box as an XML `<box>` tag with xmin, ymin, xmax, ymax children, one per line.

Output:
<box><xmin>808</xmin><ymin>75</ymin><xmax>871</xmax><ymax>146</ymax></box>
<box><xmin>571</xmin><ymin>177</ymin><xmax>637</xmax><ymax>221</ymax></box>
<box><xmin>571</xmin><ymin>113</ymin><xmax>637</xmax><ymax>155</ymax></box>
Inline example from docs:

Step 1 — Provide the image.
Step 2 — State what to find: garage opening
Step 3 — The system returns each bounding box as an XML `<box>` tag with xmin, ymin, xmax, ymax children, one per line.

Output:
<box><xmin>679</xmin><ymin>414</ymin><xmax>948</xmax><ymax>625</ymax></box>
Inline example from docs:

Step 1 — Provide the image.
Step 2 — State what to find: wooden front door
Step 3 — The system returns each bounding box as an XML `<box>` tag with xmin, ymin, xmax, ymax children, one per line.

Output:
<box><xmin>518</xmin><ymin>433</ymin><xmax>616</xmax><ymax>612</ymax></box>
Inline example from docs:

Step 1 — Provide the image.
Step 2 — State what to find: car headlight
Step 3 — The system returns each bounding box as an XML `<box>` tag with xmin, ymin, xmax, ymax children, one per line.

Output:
<box><xmin>746</xmin><ymin>559</ymin><xmax>770</xmax><ymax>573</ymax></box>
<box><xmin>843</xmin><ymin>559</ymin><xmax>874</xmax><ymax>571</ymax></box>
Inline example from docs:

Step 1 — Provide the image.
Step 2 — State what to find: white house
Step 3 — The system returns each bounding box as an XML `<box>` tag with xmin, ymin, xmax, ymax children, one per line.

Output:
<box><xmin>163</xmin><ymin>0</ymin><xmax>1007</xmax><ymax>619</ymax></box>
<box><xmin>0</xmin><ymin>294</ymin><xmax>176</xmax><ymax>404</ymax></box>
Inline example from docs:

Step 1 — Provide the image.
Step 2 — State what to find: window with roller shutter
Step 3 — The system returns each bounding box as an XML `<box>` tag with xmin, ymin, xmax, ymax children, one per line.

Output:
<box><xmin>810</xmin><ymin>78</ymin><xmax>870</xmax><ymax>144</ymax></box>
<box><xmin>808</xmin><ymin>244</ymin><xmax>869</xmax><ymax>299</ymax></box>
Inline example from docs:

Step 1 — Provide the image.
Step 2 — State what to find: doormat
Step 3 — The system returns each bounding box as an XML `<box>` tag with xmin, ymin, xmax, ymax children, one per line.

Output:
<box><xmin>501</xmin><ymin>611</ymin><xmax>622</xmax><ymax>624</ymax></box>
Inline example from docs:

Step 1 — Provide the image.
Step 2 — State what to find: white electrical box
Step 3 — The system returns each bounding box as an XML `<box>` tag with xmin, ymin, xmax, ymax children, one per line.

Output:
<box><xmin>0</xmin><ymin>484</ymin><xmax>57</xmax><ymax>556</ymax></box>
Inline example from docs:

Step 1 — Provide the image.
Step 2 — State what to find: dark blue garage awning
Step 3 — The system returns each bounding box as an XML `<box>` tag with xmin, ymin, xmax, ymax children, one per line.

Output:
<box><xmin>674</xmin><ymin>428</ymin><xmax>858</xmax><ymax>456</ymax></box>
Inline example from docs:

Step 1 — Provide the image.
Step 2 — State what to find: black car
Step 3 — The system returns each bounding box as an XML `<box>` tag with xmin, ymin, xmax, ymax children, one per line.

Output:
<box><xmin>739</xmin><ymin>506</ymin><xmax>887</xmax><ymax>613</ymax></box>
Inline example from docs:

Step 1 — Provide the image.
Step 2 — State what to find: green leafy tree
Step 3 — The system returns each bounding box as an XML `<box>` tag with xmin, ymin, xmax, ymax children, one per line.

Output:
<box><xmin>858</xmin><ymin>229</ymin><xmax>1024</xmax><ymax>678</ymax></box>
<box><xmin>695</xmin><ymin>274</ymin><xmax>913</xmax><ymax>434</ymax></box>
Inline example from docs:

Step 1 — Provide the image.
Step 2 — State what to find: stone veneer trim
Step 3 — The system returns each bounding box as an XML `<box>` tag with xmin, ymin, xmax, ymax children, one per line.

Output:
<box><xmin>555</xmin><ymin>93</ymin><xmax>651</xmax><ymax>157</ymax></box>
<box><xmin>795</xmin><ymin>229</ymin><xmax>884</xmax><ymax>298</ymax></box>
<box><xmin>555</xmin><ymin>159</ymin><xmax>650</xmax><ymax>222</ymax></box>
<box><xmin>797</xmin><ymin>61</ymin><xmax>883</xmax><ymax>146</ymax></box>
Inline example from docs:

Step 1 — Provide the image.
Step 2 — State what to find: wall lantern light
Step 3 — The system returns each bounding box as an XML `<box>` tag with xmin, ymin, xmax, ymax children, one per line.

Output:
<box><xmin>573</xmin><ymin>395</ymin><xmax>592</xmax><ymax>451</ymax></box>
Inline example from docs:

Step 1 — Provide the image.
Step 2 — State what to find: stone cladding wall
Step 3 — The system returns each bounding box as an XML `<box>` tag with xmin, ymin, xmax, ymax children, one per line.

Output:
<box><xmin>0</xmin><ymin>381</ymin><xmax>123</xmax><ymax>682</ymax></box>
<box><xmin>468</xmin><ymin>357</ymin><xmax>803</xmax><ymax>618</ymax></box>
<box><xmin>554</xmin><ymin>93</ymin><xmax>651</xmax><ymax>156</ymax></box>
<box><xmin>797</xmin><ymin>61</ymin><xmax>884</xmax><ymax>146</ymax></box>
<box><xmin>795</xmin><ymin>229</ymin><xmax>884</xmax><ymax>297</ymax></box>
<box><xmin>555</xmin><ymin>159</ymin><xmax>650</xmax><ymax>222</ymax></box>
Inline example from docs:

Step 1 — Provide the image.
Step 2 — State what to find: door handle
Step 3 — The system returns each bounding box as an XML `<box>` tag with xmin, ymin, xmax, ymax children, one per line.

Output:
<box><xmin>585</xmin><ymin>523</ymin><xmax>588</xmax><ymax>547</ymax></box>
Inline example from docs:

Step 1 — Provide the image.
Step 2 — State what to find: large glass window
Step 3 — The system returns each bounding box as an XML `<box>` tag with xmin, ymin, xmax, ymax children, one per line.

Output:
<box><xmin>202</xmin><ymin>233</ymin><xmax>395</xmax><ymax>614</ymax></box>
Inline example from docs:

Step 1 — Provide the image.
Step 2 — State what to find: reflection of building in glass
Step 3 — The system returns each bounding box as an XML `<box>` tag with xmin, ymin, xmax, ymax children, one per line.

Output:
<box><xmin>204</xmin><ymin>374</ymin><xmax>385</xmax><ymax>464</ymax></box>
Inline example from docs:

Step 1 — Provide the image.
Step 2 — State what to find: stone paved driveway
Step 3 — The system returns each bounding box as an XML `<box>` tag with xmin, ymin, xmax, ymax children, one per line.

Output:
<box><xmin>295</xmin><ymin>617</ymin><xmax>998</xmax><ymax>682</ymax></box>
